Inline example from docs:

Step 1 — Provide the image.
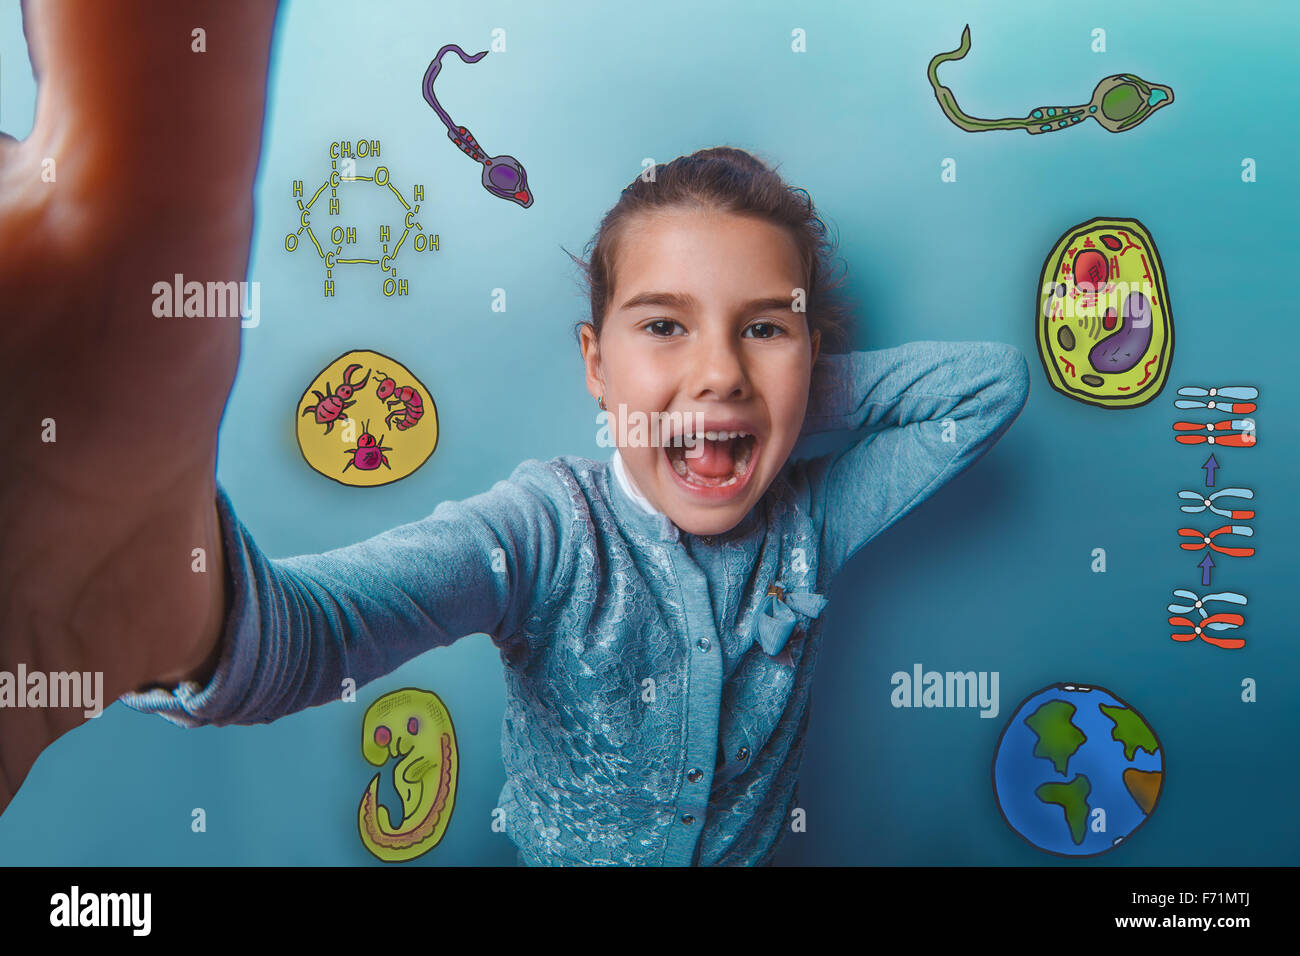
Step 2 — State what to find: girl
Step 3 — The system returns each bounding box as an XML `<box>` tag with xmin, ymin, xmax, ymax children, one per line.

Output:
<box><xmin>121</xmin><ymin>147</ymin><xmax>1029</xmax><ymax>865</ymax></box>
<box><xmin>0</xmin><ymin>6</ymin><xmax>1027</xmax><ymax>865</ymax></box>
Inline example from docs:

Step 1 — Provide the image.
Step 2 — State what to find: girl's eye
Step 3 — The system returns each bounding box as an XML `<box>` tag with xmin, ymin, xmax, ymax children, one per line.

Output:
<box><xmin>645</xmin><ymin>319</ymin><xmax>680</xmax><ymax>336</ymax></box>
<box><xmin>744</xmin><ymin>321</ymin><xmax>786</xmax><ymax>339</ymax></box>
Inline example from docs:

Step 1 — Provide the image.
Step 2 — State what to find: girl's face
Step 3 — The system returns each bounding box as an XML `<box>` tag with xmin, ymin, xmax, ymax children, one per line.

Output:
<box><xmin>581</xmin><ymin>207</ymin><xmax>820</xmax><ymax>536</ymax></box>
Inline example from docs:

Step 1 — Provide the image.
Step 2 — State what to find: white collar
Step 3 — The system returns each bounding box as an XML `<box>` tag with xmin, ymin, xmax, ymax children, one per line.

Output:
<box><xmin>611</xmin><ymin>449</ymin><xmax>662</xmax><ymax>516</ymax></box>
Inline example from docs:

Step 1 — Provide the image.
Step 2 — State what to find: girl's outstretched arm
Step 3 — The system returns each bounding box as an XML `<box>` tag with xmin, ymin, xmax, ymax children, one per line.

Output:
<box><xmin>122</xmin><ymin>461</ymin><xmax>575</xmax><ymax>727</ymax></box>
<box><xmin>793</xmin><ymin>341</ymin><xmax>1030</xmax><ymax>580</ymax></box>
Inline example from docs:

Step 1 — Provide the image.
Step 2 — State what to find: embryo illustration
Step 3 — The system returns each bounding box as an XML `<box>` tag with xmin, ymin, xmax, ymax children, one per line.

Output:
<box><xmin>358</xmin><ymin>688</ymin><xmax>459</xmax><ymax>862</ymax></box>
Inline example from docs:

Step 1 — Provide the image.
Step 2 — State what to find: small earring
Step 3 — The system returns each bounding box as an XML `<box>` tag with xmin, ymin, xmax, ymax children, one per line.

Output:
<box><xmin>598</xmin><ymin>395</ymin><xmax>607</xmax><ymax>411</ymax></box>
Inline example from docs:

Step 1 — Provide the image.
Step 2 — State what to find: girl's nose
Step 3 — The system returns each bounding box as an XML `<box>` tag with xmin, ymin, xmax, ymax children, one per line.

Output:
<box><xmin>689</xmin><ymin>336</ymin><xmax>748</xmax><ymax>400</ymax></box>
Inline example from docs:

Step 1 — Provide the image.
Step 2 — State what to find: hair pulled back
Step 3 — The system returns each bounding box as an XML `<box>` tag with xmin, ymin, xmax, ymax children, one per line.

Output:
<box><xmin>567</xmin><ymin>146</ymin><xmax>853</xmax><ymax>362</ymax></box>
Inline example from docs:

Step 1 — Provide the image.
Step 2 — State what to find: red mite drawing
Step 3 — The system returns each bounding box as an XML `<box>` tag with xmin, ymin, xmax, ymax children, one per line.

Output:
<box><xmin>342</xmin><ymin>420</ymin><xmax>393</xmax><ymax>473</ymax></box>
<box><xmin>374</xmin><ymin>371</ymin><xmax>424</xmax><ymax>430</ymax></box>
<box><xmin>302</xmin><ymin>363</ymin><xmax>371</xmax><ymax>435</ymax></box>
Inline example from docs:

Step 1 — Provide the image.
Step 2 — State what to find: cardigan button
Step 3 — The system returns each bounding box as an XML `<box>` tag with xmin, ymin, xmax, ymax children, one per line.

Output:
<box><xmin>681</xmin><ymin>814</ymin><xmax>695</xmax><ymax>825</ymax></box>
<box><xmin>736</xmin><ymin>746</ymin><xmax>749</xmax><ymax>761</ymax></box>
<box><xmin>696</xmin><ymin>637</ymin><xmax>710</xmax><ymax>652</ymax></box>
<box><xmin>687</xmin><ymin>768</ymin><xmax>703</xmax><ymax>783</ymax></box>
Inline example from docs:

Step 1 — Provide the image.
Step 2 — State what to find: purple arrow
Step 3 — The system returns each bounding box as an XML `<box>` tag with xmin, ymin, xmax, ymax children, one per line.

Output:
<box><xmin>1203</xmin><ymin>454</ymin><xmax>1219</xmax><ymax>488</ymax></box>
<box><xmin>1199</xmin><ymin>553</ymin><xmax>1215</xmax><ymax>587</ymax></box>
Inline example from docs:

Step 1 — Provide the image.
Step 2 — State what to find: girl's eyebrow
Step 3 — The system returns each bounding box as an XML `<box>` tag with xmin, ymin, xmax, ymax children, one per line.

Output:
<box><xmin>619</xmin><ymin>291</ymin><xmax>796</xmax><ymax>314</ymax></box>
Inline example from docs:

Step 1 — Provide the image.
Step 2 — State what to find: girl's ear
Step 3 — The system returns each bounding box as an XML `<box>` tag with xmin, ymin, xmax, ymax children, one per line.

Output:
<box><xmin>579</xmin><ymin>322</ymin><xmax>605</xmax><ymax>401</ymax></box>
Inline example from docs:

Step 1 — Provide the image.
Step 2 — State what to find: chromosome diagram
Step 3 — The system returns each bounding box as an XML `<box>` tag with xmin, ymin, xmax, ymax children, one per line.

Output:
<box><xmin>1167</xmin><ymin>385</ymin><xmax>1258</xmax><ymax>650</ymax></box>
<box><xmin>1173</xmin><ymin>386</ymin><xmax>1258</xmax><ymax>447</ymax></box>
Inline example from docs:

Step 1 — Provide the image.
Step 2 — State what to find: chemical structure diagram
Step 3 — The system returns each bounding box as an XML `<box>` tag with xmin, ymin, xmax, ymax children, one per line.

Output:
<box><xmin>284</xmin><ymin>139</ymin><xmax>439</xmax><ymax>297</ymax></box>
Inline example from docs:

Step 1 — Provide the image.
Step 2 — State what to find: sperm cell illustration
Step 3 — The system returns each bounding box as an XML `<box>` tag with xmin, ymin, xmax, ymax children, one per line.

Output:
<box><xmin>422</xmin><ymin>43</ymin><xmax>533</xmax><ymax>208</ymax></box>
<box><xmin>928</xmin><ymin>25</ymin><xmax>1174</xmax><ymax>135</ymax></box>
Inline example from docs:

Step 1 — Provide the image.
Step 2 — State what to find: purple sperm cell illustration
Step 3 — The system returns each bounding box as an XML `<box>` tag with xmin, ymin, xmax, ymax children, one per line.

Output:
<box><xmin>422</xmin><ymin>44</ymin><xmax>533</xmax><ymax>208</ymax></box>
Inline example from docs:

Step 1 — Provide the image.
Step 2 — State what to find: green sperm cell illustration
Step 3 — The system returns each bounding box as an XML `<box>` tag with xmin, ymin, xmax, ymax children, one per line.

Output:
<box><xmin>357</xmin><ymin>688</ymin><xmax>458</xmax><ymax>862</ymax></box>
<box><xmin>927</xmin><ymin>25</ymin><xmax>1174</xmax><ymax>134</ymax></box>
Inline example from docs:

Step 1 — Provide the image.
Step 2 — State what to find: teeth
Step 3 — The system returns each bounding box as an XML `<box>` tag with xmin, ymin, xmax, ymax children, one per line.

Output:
<box><xmin>688</xmin><ymin>430</ymin><xmax>751</xmax><ymax>442</ymax></box>
<box><xmin>667</xmin><ymin>430</ymin><xmax>755</xmax><ymax>487</ymax></box>
<box><xmin>676</xmin><ymin>466</ymin><xmax>739</xmax><ymax>487</ymax></box>
<box><xmin>734</xmin><ymin>439</ymin><xmax>752</xmax><ymax>471</ymax></box>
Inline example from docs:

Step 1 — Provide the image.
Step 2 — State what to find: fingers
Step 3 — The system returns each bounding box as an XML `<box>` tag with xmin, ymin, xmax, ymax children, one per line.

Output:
<box><xmin>21</xmin><ymin>0</ymin><xmax>279</xmax><ymax>223</ymax></box>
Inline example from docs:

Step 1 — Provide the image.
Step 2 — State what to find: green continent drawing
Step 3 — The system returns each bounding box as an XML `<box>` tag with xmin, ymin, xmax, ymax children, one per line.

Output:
<box><xmin>358</xmin><ymin>688</ymin><xmax>458</xmax><ymax>862</ymax></box>
<box><xmin>1025</xmin><ymin>699</ymin><xmax>1087</xmax><ymax>775</ymax></box>
<box><xmin>928</xmin><ymin>25</ymin><xmax>1174</xmax><ymax>134</ymax></box>
<box><xmin>1100</xmin><ymin>703</ymin><xmax>1161</xmax><ymax>761</ymax></box>
<box><xmin>1036</xmin><ymin>774</ymin><xmax>1092</xmax><ymax>845</ymax></box>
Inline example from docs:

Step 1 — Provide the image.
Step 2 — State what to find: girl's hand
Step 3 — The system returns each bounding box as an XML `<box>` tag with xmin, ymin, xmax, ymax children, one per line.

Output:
<box><xmin>0</xmin><ymin>0</ymin><xmax>278</xmax><ymax>814</ymax></box>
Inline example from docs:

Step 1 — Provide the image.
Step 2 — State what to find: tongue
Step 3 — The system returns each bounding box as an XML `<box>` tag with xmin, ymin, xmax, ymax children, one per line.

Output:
<box><xmin>688</xmin><ymin>438</ymin><xmax>735</xmax><ymax>478</ymax></box>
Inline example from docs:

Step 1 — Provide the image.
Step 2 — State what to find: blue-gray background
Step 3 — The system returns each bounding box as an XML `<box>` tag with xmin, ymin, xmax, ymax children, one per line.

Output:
<box><xmin>2</xmin><ymin>0</ymin><xmax>1295</xmax><ymax>865</ymax></box>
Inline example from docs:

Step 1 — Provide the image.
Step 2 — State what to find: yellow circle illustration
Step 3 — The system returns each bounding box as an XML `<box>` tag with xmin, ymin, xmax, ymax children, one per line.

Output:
<box><xmin>296</xmin><ymin>349</ymin><xmax>438</xmax><ymax>486</ymax></box>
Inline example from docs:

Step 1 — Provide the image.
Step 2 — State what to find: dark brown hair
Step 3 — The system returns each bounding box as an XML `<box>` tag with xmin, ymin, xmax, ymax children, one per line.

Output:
<box><xmin>567</xmin><ymin>146</ymin><xmax>854</xmax><ymax>369</ymax></box>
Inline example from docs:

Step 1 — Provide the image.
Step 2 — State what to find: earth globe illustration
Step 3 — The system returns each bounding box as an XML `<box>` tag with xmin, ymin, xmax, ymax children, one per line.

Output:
<box><xmin>993</xmin><ymin>683</ymin><xmax>1163</xmax><ymax>856</ymax></box>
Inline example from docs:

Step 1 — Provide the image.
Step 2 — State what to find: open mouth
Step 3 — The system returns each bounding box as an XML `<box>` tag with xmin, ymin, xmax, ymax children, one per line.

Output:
<box><xmin>664</xmin><ymin>431</ymin><xmax>758</xmax><ymax>490</ymax></box>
